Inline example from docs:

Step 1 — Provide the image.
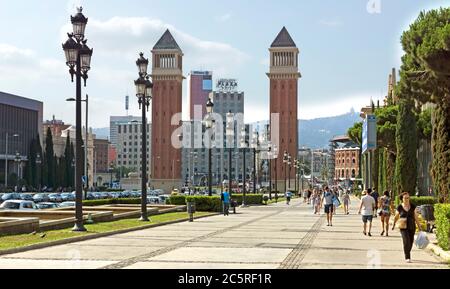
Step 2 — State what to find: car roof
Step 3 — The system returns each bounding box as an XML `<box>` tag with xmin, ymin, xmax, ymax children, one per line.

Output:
<box><xmin>4</xmin><ymin>200</ymin><xmax>32</xmax><ymax>204</ymax></box>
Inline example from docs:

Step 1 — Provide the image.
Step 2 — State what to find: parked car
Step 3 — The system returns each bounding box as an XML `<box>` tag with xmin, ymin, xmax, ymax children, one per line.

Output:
<box><xmin>1</xmin><ymin>193</ymin><xmax>22</xmax><ymax>202</ymax></box>
<box><xmin>85</xmin><ymin>192</ymin><xmax>96</xmax><ymax>200</ymax></box>
<box><xmin>37</xmin><ymin>202</ymin><xmax>60</xmax><ymax>210</ymax></box>
<box><xmin>147</xmin><ymin>196</ymin><xmax>160</xmax><ymax>204</ymax></box>
<box><xmin>159</xmin><ymin>195</ymin><xmax>171</xmax><ymax>205</ymax></box>
<box><xmin>92</xmin><ymin>192</ymin><xmax>103</xmax><ymax>200</ymax></box>
<box><xmin>59</xmin><ymin>201</ymin><xmax>75</xmax><ymax>208</ymax></box>
<box><xmin>33</xmin><ymin>193</ymin><xmax>50</xmax><ymax>203</ymax></box>
<box><xmin>48</xmin><ymin>193</ymin><xmax>63</xmax><ymax>203</ymax></box>
<box><xmin>119</xmin><ymin>191</ymin><xmax>131</xmax><ymax>198</ymax></box>
<box><xmin>61</xmin><ymin>193</ymin><xmax>75</xmax><ymax>202</ymax></box>
<box><xmin>0</xmin><ymin>193</ymin><xmax>4</xmax><ymax>203</ymax></box>
<box><xmin>20</xmin><ymin>193</ymin><xmax>34</xmax><ymax>201</ymax></box>
<box><xmin>153</xmin><ymin>189</ymin><xmax>165</xmax><ymax>196</ymax></box>
<box><xmin>0</xmin><ymin>200</ymin><xmax>38</xmax><ymax>211</ymax></box>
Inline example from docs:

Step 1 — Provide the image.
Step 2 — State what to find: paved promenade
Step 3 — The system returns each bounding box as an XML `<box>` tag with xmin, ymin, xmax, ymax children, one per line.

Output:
<box><xmin>0</xmin><ymin>198</ymin><xmax>447</xmax><ymax>269</ymax></box>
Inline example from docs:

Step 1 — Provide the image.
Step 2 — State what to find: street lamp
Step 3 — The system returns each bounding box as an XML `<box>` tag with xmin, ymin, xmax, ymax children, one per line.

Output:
<box><xmin>36</xmin><ymin>153</ymin><xmax>42</xmax><ymax>192</ymax></box>
<box><xmin>62</xmin><ymin>6</ymin><xmax>93</xmax><ymax>232</ymax></box>
<box><xmin>14</xmin><ymin>152</ymin><xmax>21</xmax><ymax>186</ymax></box>
<box><xmin>226</xmin><ymin>111</ymin><xmax>234</xmax><ymax>196</ymax></box>
<box><xmin>67</xmin><ymin>94</ymin><xmax>89</xmax><ymax>195</ymax></box>
<box><xmin>288</xmin><ymin>154</ymin><xmax>292</xmax><ymax>190</ymax></box>
<box><xmin>205</xmin><ymin>98</ymin><xmax>214</xmax><ymax>197</ymax></box>
<box><xmin>240</xmin><ymin>127</ymin><xmax>248</xmax><ymax>207</ymax></box>
<box><xmin>251</xmin><ymin>130</ymin><xmax>260</xmax><ymax>194</ymax></box>
<box><xmin>109</xmin><ymin>162</ymin><xmax>114</xmax><ymax>188</ymax></box>
<box><xmin>134</xmin><ymin>52</ymin><xmax>152</xmax><ymax>222</ymax></box>
<box><xmin>4</xmin><ymin>133</ymin><xmax>19</xmax><ymax>188</ymax></box>
<box><xmin>272</xmin><ymin>144</ymin><xmax>279</xmax><ymax>200</ymax></box>
<box><xmin>283</xmin><ymin>151</ymin><xmax>289</xmax><ymax>193</ymax></box>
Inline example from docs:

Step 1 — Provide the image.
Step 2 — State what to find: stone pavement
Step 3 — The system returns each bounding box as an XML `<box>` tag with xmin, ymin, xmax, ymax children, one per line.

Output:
<box><xmin>0</xmin><ymin>198</ymin><xmax>447</xmax><ymax>269</ymax></box>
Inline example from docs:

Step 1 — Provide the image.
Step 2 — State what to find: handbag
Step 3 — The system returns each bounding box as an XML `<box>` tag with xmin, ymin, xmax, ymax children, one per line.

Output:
<box><xmin>397</xmin><ymin>217</ymin><xmax>408</xmax><ymax>230</ymax></box>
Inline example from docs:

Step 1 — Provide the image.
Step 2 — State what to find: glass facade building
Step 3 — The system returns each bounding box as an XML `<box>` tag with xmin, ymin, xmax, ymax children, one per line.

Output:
<box><xmin>0</xmin><ymin>91</ymin><xmax>43</xmax><ymax>179</ymax></box>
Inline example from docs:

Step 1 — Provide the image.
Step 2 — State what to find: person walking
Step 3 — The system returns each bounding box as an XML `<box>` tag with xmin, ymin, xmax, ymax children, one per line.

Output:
<box><xmin>307</xmin><ymin>190</ymin><xmax>312</xmax><ymax>205</ymax></box>
<box><xmin>221</xmin><ymin>190</ymin><xmax>231</xmax><ymax>216</ymax></box>
<box><xmin>379</xmin><ymin>191</ymin><xmax>392</xmax><ymax>237</ymax></box>
<box><xmin>342</xmin><ymin>190</ymin><xmax>351</xmax><ymax>215</ymax></box>
<box><xmin>371</xmin><ymin>188</ymin><xmax>379</xmax><ymax>218</ymax></box>
<box><xmin>392</xmin><ymin>192</ymin><xmax>422</xmax><ymax>263</ymax></box>
<box><xmin>286</xmin><ymin>191</ymin><xmax>293</xmax><ymax>205</ymax></box>
<box><xmin>313</xmin><ymin>189</ymin><xmax>322</xmax><ymax>214</ymax></box>
<box><xmin>358</xmin><ymin>190</ymin><xmax>376</xmax><ymax>236</ymax></box>
<box><xmin>321</xmin><ymin>187</ymin><xmax>334</xmax><ymax>226</ymax></box>
<box><xmin>303</xmin><ymin>190</ymin><xmax>308</xmax><ymax>203</ymax></box>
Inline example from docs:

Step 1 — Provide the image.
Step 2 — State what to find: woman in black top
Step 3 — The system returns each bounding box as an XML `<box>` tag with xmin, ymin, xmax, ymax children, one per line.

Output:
<box><xmin>392</xmin><ymin>192</ymin><xmax>422</xmax><ymax>263</ymax></box>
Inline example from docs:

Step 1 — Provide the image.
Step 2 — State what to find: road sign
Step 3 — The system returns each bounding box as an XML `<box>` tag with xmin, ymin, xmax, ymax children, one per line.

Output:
<box><xmin>362</xmin><ymin>115</ymin><xmax>377</xmax><ymax>154</ymax></box>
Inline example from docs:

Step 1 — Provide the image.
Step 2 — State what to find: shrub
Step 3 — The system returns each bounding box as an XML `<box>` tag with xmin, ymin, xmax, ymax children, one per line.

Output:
<box><xmin>434</xmin><ymin>204</ymin><xmax>450</xmax><ymax>251</ymax></box>
<box><xmin>186</xmin><ymin>196</ymin><xmax>222</xmax><ymax>212</ymax></box>
<box><xmin>168</xmin><ymin>195</ymin><xmax>222</xmax><ymax>212</ymax></box>
<box><xmin>231</xmin><ymin>194</ymin><xmax>263</xmax><ymax>205</ymax></box>
<box><xmin>394</xmin><ymin>196</ymin><xmax>437</xmax><ymax>207</ymax></box>
<box><xmin>168</xmin><ymin>195</ymin><xmax>188</xmax><ymax>206</ymax></box>
<box><xmin>83</xmin><ymin>198</ymin><xmax>141</xmax><ymax>207</ymax></box>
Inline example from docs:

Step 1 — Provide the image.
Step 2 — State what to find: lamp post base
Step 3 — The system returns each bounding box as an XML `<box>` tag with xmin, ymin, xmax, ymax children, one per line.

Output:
<box><xmin>140</xmin><ymin>215</ymin><xmax>150</xmax><ymax>222</ymax></box>
<box><xmin>72</xmin><ymin>223</ymin><xmax>87</xmax><ymax>232</ymax></box>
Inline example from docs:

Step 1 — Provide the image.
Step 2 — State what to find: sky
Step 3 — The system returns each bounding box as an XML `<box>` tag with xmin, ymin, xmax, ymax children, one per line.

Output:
<box><xmin>0</xmin><ymin>0</ymin><xmax>449</xmax><ymax>128</ymax></box>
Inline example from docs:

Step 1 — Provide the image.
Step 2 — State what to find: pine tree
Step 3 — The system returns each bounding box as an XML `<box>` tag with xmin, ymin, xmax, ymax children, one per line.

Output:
<box><xmin>399</xmin><ymin>7</ymin><xmax>450</xmax><ymax>201</ymax></box>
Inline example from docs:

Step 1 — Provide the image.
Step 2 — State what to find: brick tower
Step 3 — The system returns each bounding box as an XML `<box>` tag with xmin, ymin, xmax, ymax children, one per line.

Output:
<box><xmin>268</xmin><ymin>27</ymin><xmax>301</xmax><ymax>191</ymax></box>
<box><xmin>151</xmin><ymin>29</ymin><xmax>184</xmax><ymax>191</ymax></box>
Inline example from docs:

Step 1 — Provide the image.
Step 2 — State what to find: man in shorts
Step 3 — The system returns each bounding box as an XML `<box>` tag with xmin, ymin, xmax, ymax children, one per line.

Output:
<box><xmin>358</xmin><ymin>190</ymin><xmax>376</xmax><ymax>236</ymax></box>
<box><xmin>321</xmin><ymin>187</ymin><xmax>335</xmax><ymax>226</ymax></box>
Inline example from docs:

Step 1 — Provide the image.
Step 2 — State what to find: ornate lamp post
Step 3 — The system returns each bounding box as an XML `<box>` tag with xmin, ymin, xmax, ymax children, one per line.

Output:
<box><xmin>226</xmin><ymin>111</ymin><xmax>234</xmax><ymax>196</ymax></box>
<box><xmin>288</xmin><ymin>154</ymin><xmax>292</xmax><ymax>190</ymax></box>
<box><xmin>251</xmin><ymin>130</ymin><xmax>260</xmax><ymax>194</ymax></box>
<box><xmin>134</xmin><ymin>52</ymin><xmax>153</xmax><ymax>222</ymax></box>
<box><xmin>14</xmin><ymin>152</ymin><xmax>21</xmax><ymax>183</ymax></box>
<box><xmin>205</xmin><ymin>98</ymin><xmax>214</xmax><ymax>196</ymax></box>
<box><xmin>62</xmin><ymin>7</ymin><xmax>93</xmax><ymax>232</ymax></box>
<box><xmin>240</xmin><ymin>127</ymin><xmax>248</xmax><ymax>207</ymax></box>
<box><xmin>36</xmin><ymin>154</ymin><xmax>42</xmax><ymax>192</ymax></box>
<box><xmin>272</xmin><ymin>144</ymin><xmax>279</xmax><ymax>200</ymax></box>
<box><xmin>283</xmin><ymin>151</ymin><xmax>289</xmax><ymax>193</ymax></box>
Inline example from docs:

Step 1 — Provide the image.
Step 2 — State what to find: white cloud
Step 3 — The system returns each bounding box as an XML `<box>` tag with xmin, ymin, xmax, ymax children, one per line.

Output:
<box><xmin>216</xmin><ymin>13</ymin><xmax>232</xmax><ymax>22</ymax></box>
<box><xmin>319</xmin><ymin>20</ymin><xmax>343</xmax><ymax>27</ymax></box>
<box><xmin>60</xmin><ymin>16</ymin><xmax>249</xmax><ymax>77</ymax></box>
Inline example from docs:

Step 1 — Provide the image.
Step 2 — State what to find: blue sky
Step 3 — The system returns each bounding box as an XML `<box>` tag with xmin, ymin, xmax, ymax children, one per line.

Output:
<box><xmin>0</xmin><ymin>0</ymin><xmax>449</xmax><ymax>127</ymax></box>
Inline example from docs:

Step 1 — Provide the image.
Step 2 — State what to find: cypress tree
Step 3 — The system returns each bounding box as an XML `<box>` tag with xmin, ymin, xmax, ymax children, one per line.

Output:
<box><xmin>432</xmin><ymin>102</ymin><xmax>450</xmax><ymax>203</ymax></box>
<box><xmin>45</xmin><ymin>127</ymin><xmax>55</xmax><ymax>188</ymax></box>
<box><xmin>395</xmin><ymin>98</ymin><xmax>418</xmax><ymax>194</ymax></box>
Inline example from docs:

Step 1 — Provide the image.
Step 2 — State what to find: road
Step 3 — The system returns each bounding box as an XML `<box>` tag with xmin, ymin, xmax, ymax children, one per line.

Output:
<box><xmin>0</xmin><ymin>198</ymin><xmax>447</xmax><ymax>269</ymax></box>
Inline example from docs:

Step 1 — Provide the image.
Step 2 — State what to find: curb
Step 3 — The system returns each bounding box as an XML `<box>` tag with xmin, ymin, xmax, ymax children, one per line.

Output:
<box><xmin>0</xmin><ymin>213</ymin><xmax>218</xmax><ymax>257</ymax></box>
<box><xmin>426</xmin><ymin>243</ymin><xmax>450</xmax><ymax>263</ymax></box>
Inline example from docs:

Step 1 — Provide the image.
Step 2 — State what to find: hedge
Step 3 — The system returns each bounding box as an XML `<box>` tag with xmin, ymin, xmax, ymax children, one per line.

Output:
<box><xmin>394</xmin><ymin>196</ymin><xmax>437</xmax><ymax>207</ymax></box>
<box><xmin>168</xmin><ymin>194</ymin><xmax>264</xmax><ymax>212</ymax></box>
<box><xmin>434</xmin><ymin>204</ymin><xmax>450</xmax><ymax>251</ymax></box>
<box><xmin>230</xmin><ymin>194</ymin><xmax>263</xmax><ymax>205</ymax></box>
<box><xmin>83</xmin><ymin>198</ymin><xmax>141</xmax><ymax>206</ymax></box>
